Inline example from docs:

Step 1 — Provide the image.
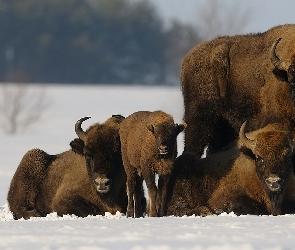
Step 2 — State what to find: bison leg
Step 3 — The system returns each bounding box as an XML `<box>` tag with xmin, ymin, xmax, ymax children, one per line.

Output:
<box><xmin>8</xmin><ymin>181</ymin><xmax>42</xmax><ymax>220</ymax></box>
<box><xmin>22</xmin><ymin>208</ymin><xmax>43</xmax><ymax>220</ymax></box>
<box><xmin>126</xmin><ymin>169</ymin><xmax>137</xmax><ymax>218</ymax></box>
<box><xmin>292</xmin><ymin>155</ymin><xmax>295</xmax><ymax>176</ymax></box>
<box><xmin>157</xmin><ymin>174</ymin><xmax>170</xmax><ymax>217</ymax></box>
<box><xmin>184</xmin><ymin>108</ymin><xmax>236</xmax><ymax>156</ymax></box>
<box><xmin>186</xmin><ymin>206</ymin><xmax>214</xmax><ymax>217</ymax></box>
<box><xmin>206</xmin><ymin>117</ymin><xmax>237</xmax><ymax>155</ymax></box>
<box><xmin>142</xmin><ymin>169</ymin><xmax>157</xmax><ymax>217</ymax></box>
<box><xmin>282</xmin><ymin>200</ymin><xmax>295</xmax><ymax>214</ymax></box>
<box><xmin>52</xmin><ymin>191</ymin><xmax>100</xmax><ymax>217</ymax></box>
<box><xmin>7</xmin><ymin>149</ymin><xmax>50</xmax><ymax>220</ymax></box>
<box><xmin>11</xmin><ymin>206</ymin><xmax>43</xmax><ymax>220</ymax></box>
<box><xmin>183</xmin><ymin>101</ymin><xmax>216</xmax><ymax>157</ymax></box>
<box><xmin>52</xmin><ymin>201</ymin><xmax>98</xmax><ymax>217</ymax></box>
<box><xmin>134</xmin><ymin>175</ymin><xmax>144</xmax><ymax>218</ymax></box>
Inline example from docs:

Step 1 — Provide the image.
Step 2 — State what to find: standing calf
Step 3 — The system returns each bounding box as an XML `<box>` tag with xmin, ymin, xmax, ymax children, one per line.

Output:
<box><xmin>166</xmin><ymin>122</ymin><xmax>295</xmax><ymax>216</ymax></box>
<box><xmin>119</xmin><ymin>110</ymin><xmax>186</xmax><ymax>217</ymax></box>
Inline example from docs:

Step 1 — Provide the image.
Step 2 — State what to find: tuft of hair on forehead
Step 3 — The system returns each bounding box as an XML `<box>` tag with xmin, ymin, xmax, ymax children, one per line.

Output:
<box><xmin>150</xmin><ymin>110</ymin><xmax>174</xmax><ymax>124</ymax></box>
<box><xmin>255</xmin><ymin>130</ymin><xmax>293</xmax><ymax>159</ymax></box>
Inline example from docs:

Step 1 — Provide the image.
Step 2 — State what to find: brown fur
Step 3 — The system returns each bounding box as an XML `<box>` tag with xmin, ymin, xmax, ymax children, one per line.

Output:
<box><xmin>181</xmin><ymin>24</ymin><xmax>295</xmax><ymax>157</ymax></box>
<box><xmin>7</xmin><ymin>115</ymin><xmax>138</xmax><ymax>220</ymax></box>
<box><xmin>119</xmin><ymin>110</ymin><xmax>186</xmax><ymax>217</ymax></box>
<box><xmin>166</xmin><ymin>123</ymin><xmax>295</xmax><ymax>216</ymax></box>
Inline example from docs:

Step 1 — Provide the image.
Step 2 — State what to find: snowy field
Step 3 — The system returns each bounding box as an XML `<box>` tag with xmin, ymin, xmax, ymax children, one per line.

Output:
<box><xmin>1</xmin><ymin>84</ymin><xmax>295</xmax><ymax>250</ymax></box>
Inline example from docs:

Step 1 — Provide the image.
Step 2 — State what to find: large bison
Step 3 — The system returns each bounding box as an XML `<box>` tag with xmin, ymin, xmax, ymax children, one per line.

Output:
<box><xmin>7</xmin><ymin>115</ymin><xmax>144</xmax><ymax>220</ymax></box>
<box><xmin>119</xmin><ymin>110</ymin><xmax>186</xmax><ymax>217</ymax></box>
<box><xmin>181</xmin><ymin>24</ymin><xmax>295</xmax><ymax>157</ymax></box>
<box><xmin>165</xmin><ymin>122</ymin><xmax>295</xmax><ymax>216</ymax></box>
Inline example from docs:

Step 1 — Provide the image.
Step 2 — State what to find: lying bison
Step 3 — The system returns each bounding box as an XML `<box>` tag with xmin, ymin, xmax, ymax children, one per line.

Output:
<box><xmin>119</xmin><ymin>110</ymin><xmax>186</xmax><ymax>217</ymax></box>
<box><xmin>7</xmin><ymin>115</ymin><xmax>142</xmax><ymax>220</ymax></box>
<box><xmin>165</xmin><ymin>122</ymin><xmax>295</xmax><ymax>216</ymax></box>
<box><xmin>181</xmin><ymin>24</ymin><xmax>295</xmax><ymax>156</ymax></box>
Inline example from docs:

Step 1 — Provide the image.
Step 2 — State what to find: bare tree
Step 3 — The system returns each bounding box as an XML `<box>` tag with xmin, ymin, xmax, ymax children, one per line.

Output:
<box><xmin>0</xmin><ymin>83</ymin><xmax>49</xmax><ymax>134</ymax></box>
<box><xmin>196</xmin><ymin>0</ymin><xmax>252</xmax><ymax>41</ymax></box>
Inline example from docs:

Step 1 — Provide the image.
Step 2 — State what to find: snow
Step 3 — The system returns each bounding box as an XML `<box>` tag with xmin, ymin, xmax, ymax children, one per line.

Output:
<box><xmin>0</xmin><ymin>84</ymin><xmax>295</xmax><ymax>250</ymax></box>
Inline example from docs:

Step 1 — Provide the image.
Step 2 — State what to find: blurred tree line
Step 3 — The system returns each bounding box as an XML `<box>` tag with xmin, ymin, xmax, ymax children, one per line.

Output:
<box><xmin>0</xmin><ymin>0</ymin><xmax>201</xmax><ymax>85</ymax></box>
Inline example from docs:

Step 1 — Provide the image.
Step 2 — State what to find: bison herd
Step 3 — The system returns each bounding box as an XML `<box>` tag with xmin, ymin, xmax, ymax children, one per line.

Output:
<box><xmin>7</xmin><ymin>24</ymin><xmax>295</xmax><ymax>219</ymax></box>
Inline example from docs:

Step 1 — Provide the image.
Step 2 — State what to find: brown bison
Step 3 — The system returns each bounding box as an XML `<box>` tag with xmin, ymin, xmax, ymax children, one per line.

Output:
<box><xmin>7</xmin><ymin>115</ymin><xmax>141</xmax><ymax>220</ymax></box>
<box><xmin>119</xmin><ymin>110</ymin><xmax>186</xmax><ymax>217</ymax></box>
<box><xmin>165</xmin><ymin>122</ymin><xmax>295</xmax><ymax>216</ymax></box>
<box><xmin>181</xmin><ymin>24</ymin><xmax>295</xmax><ymax>157</ymax></box>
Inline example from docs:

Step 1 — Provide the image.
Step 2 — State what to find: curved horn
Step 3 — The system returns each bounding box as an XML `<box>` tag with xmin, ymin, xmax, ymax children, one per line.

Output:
<box><xmin>239</xmin><ymin>121</ymin><xmax>256</xmax><ymax>152</ymax></box>
<box><xmin>270</xmin><ymin>38</ymin><xmax>288</xmax><ymax>71</ymax></box>
<box><xmin>75</xmin><ymin>117</ymin><xmax>91</xmax><ymax>141</ymax></box>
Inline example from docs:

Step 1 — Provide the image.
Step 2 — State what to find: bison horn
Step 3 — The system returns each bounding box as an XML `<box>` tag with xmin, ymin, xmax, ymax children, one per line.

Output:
<box><xmin>270</xmin><ymin>38</ymin><xmax>288</xmax><ymax>71</ymax></box>
<box><xmin>75</xmin><ymin>117</ymin><xmax>91</xmax><ymax>141</ymax></box>
<box><xmin>239</xmin><ymin>121</ymin><xmax>256</xmax><ymax>152</ymax></box>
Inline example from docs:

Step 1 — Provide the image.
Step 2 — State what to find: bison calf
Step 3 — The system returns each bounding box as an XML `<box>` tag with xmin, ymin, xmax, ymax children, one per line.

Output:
<box><xmin>166</xmin><ymin>122</ymin><xmax>295</xmax><ymax>216</ymax></box>
<box><xmin>7</xmin><ymin>115</ymin><xmax>133</xmax><ymax>219</ymax></box>
<box><xmin>119</xmin><ymin>110</ymin><xmax>186</xmax><ymax>217</ymax></box>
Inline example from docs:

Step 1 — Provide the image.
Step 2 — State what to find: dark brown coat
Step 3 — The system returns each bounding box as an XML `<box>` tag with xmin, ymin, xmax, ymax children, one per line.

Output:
<box><xmin>119</xmin><ymin>110</ymin><xmax>186</xmax><ymax>217</ymax></box>
<box><xmin>181</xmin><ymin>24</ymin><xmax>295</xmax><ymax>157</ymax></box>
<box><xmin>7</xmin><ymin>115</ymin><xmax>134</xmax><ymax>220</ymax></box>
<box><xmin>166</xmin><ymin>122</ymin><xmax>295</xmax><ymax>216</ymax></box>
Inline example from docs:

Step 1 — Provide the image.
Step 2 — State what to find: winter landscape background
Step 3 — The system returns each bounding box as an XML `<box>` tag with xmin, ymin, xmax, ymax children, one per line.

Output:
<box><xmin>0</xmin><ymin>84</ymin><xmax>295</xmax><ymax>249</ymax></box>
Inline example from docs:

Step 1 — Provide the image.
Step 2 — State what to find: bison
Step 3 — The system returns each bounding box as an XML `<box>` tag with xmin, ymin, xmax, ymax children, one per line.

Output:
<box><xmin>119</xmin><ymin>110</ymin><xmax>186</xmax><ymax>217</ymax></box>
<box><xmin>7</xmin><ymin>115</ymin><xmax>142</xmax><ymax>220</ymax></box>
<box><xmin>181</xmin><ymin>24</ymin><xmax>295</xmax><ymax>157</ymax></box>
<box><xmin>165</xmin><ymin>122</ymin><xmax>295</xmax><ymax>216</ymax></box>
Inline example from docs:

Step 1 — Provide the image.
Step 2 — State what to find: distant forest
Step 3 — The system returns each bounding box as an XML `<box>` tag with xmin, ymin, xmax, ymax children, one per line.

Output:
<box><xmin>0</xmin><ymin>0</ymin><xmax>201</xmax><ymax>85</ymax></box>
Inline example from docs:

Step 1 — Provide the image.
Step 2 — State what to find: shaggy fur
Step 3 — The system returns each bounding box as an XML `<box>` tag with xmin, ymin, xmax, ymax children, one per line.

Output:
<box><xmin>181</xmin><ymin>24</ymin><xmax>295</xmax><ymax>157</ymax></box>
<box><xmin>119</xmin><ymin>110</ymin><xmax>186</xmax><ymax>217</ymax></box>
<box><xmin>166</xmin><ymin>122</ymin><xmax>295</xmax><ymax>216</ymax></box>
<box><xmin>7</xmin><ymin>115</ymin><xmax>141</xmax><ymax>220</ymax></box>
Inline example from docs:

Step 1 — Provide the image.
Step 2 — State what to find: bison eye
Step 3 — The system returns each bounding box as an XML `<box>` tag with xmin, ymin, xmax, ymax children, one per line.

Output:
<box><xmin>84</xmin><ymin>152</ymin><xmax>93</xmax><ymax>161</ymax></box>
<box><xmin>255</xmin><ymin>156</ymin><xmax>264</xmax><ymax>166</ymax></box>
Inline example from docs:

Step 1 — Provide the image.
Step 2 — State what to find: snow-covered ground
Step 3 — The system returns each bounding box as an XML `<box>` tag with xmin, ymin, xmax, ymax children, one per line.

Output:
<box><xmin>1</xmin><ymin>84</ymin><xmax>295</xmax><ymax>250</ymax></box>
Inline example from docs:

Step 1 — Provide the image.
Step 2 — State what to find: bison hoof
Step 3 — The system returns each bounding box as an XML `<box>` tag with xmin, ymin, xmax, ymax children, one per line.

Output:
<box><xmin>126</xmin><ymin>210</ymin><xmax>134</xmax><ymax>218</ymax></box>
<box><xmin>148</xmin><ymin>210</ymin><xmax>158</xmax><ymax>217</ymax></box>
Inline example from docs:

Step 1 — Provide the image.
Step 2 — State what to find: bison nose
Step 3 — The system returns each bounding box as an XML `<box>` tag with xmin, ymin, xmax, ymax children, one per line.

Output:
<box><xmin>94</xmin><ymin>178</ymin><xmax>112</xmax><ymax>194</ymax></box>
<box><xmin>265</xmin><ymin>175</ymin><xmax>282</xmax><ymax>192</ymax></box>
<box><xmin>158</xmin><ymin>145</ymin><xmax>169</xmax><ymax>155</ymax></box>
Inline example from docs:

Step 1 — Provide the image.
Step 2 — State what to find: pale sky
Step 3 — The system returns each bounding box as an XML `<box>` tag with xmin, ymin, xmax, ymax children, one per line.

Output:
<box><xmin>149</xmin><ymin>0</ymin><xmax>295</xmax><ymax>34</ymax></box>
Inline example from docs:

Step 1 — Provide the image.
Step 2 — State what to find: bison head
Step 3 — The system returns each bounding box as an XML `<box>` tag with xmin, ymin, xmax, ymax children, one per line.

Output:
<box><xmin>71</xmin><ymin>116</ymin><xmax>125</xmax><ymax>195</ymax></box>
<box><xmin>239</xmin><ymin>121</ymin><xmax>294</xmax><ymax>215</ymax></box>
<box><xmin>271</xmin><ymin>38</ymin><xmax>295</xmax><ymax>86</ymax></box>
<box><xmin>147</xmin><ymin>121</ymin><xmax>186</xmax><ymax>159</ymax></box>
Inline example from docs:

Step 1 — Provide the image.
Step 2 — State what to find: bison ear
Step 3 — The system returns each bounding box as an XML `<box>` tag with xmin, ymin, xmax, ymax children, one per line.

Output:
<box><xmin>176</xmin><ymin>123</ymin><xmax>187</xmax><ymax>134</ymax></box>
<box><xmin>112</xmin><ymin>114</ymin><xmax>125</xmax><ymax>121</ymax></box>
<box><xmin>272</xmin><ymin>68</ymin><xmax>288</xmax><ymax>82</ymax></box>
<box><xmin>147</xmin><ymin>124</ymin><xmax>155</xmax><ymax>134</ymax></box>
<box><xmin>70</xmin><ymin>138</ymin><xmax>85</xmax><ymax>155</ymax></box>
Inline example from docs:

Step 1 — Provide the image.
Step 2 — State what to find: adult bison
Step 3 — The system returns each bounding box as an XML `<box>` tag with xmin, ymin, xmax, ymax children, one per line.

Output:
<box><xmin>181</xmin><ymin>24</ymin><xmax>295</xmax><ymax>157</ymax></box>
<box><xmin>165</xmin><ymin>122</ymin><xmax>295</xmax><ymax>216</ymax></box>
<box><xmin>7</xmin><ymin>115</ymin><xmax>145</xmax><ymax>220</ymax></box>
